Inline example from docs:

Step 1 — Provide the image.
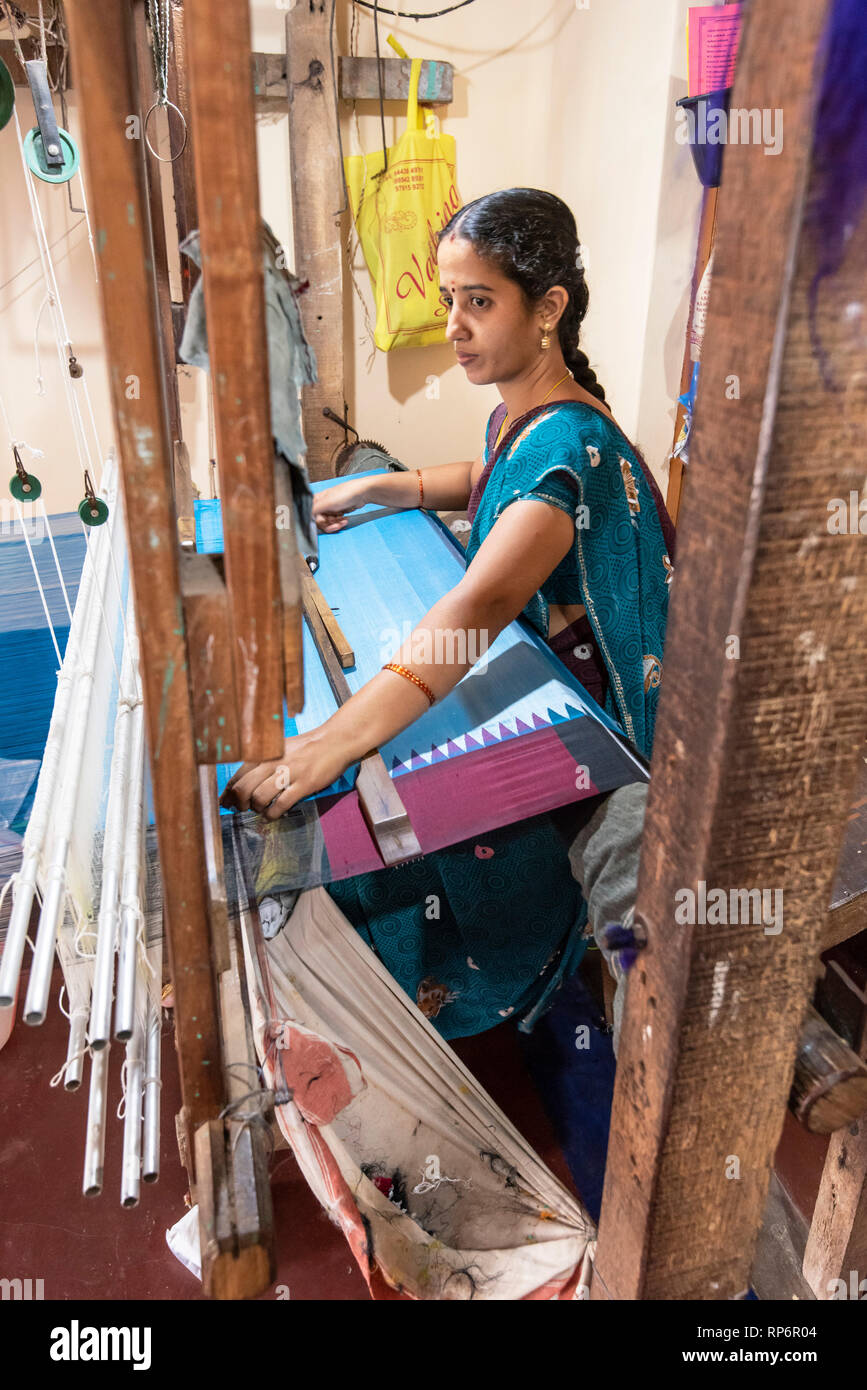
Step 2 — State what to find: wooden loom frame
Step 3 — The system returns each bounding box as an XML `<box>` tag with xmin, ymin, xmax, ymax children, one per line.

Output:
<box><xmin>60</xmin><ymin>0</ymin><xmax>867</xmax><ymax>1300</ymax></box>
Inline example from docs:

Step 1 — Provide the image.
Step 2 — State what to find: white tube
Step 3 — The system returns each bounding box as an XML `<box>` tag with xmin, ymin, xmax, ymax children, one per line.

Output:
<box><xmin>142</xmin><ymin>932</ymin><xmax>162</xmax><ymax>1184</ymax></box>
<box><xmin>63</xmin><ymin>1007</ymin><xmax>88</xmax><ymax>1091</ymax></box>
<box><xmin>0</xmin><ymin>462</ymin><xmax>117</xmax><ymax>1008</ymax></box>
<box><xmin>121</xmin><ymin>992</ymin><xmax>145</xmax><ymax>1207</ymax></box>
<box><xmin>89</xmin><ymin>612</ymin><xmax>139</xmax><ymax>1049</ymax></box>
<box><xmin>114</xmin><ymin>746</ymin><xmax>146</xmax><ymax>1044</ymax></box>
<box><xmin>82</xmin><ymin>1045</ymin><xmax>110</xmax><ymax>1197</ymax></box>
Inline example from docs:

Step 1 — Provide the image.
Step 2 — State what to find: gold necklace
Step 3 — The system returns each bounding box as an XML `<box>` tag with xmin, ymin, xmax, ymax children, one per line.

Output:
<box><xmin>494</xmin><ymin>369</ymin><xmax>574</xmax><ymax>453</ymax></box>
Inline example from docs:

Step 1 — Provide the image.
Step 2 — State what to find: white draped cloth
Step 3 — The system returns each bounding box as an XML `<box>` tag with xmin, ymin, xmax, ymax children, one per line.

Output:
<box><xmin>240</xmin><ymin>886</ymin><xmax>596</xmax><ymax>1301</ymax></box>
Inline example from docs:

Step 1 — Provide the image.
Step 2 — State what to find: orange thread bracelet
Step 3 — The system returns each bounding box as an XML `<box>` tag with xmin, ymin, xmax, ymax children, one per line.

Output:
<box><xmin>417</xmin><ymin>469</ymin><xmax>425</xmax><ymax>508</ymax></box>
<box><xmin>382</xmin><ymin>662</ymin><xmax>435</xmax><ymax>706</ymax></box>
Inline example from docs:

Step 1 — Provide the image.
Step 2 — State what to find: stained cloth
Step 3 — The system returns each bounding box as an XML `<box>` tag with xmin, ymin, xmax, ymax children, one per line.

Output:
<box><xmin>177</xmin><ymin>223</ymin><xmax>320</xmax><ymax>564</ymax></box>
<box><xmin>328</xmin><ymin>401</ymin><xmax>674</xmax><ymax>1038</ymax></box>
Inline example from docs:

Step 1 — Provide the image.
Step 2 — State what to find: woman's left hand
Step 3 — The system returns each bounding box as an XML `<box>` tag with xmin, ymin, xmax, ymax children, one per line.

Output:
<box><xmin>219</xmin><ymin>727</ymin><xmax>353</xmax><ymax>820</ymax></box>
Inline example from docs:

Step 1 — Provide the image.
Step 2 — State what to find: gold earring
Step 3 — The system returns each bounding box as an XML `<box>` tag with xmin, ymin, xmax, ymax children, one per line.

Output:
<box><xmin>541</xmin><ymin>323</ymin><xmax>551</xmax><ymax>351</ymax></box>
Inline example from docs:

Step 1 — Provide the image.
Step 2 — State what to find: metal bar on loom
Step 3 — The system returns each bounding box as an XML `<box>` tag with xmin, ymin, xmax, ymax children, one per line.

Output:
<box><xmin>64</xmin><ymin>1006</ymin><xmax>88</xmax><ymax>1091</ymax></box>
<box><xmin>89</xmin><ymin>607</ymin><xmax>139</xmax><ymax>1050</ymax></box>
<box><xmin>142</xmin><ymin>933</ymin><xmax>162</xmax><ymax>1184</ymax></box>
<box><xmin>0</xmin><ymin>463</ymin><xmax>116</xmax><ymax>1008</ymax></box>
<box><xmin>114</xmin><ymin>704</ymin><xmax>146</xmax><ymax>1042</ymax></box>
<box><xmin>82</xmin><ymin>1044</ymin><xmax>110</xmax><ymax>1197</ymax></box>
<box><xmin>120</xmin><ymin>974</ymin><xmax>145</xmax><ymax>1207</ymax></box>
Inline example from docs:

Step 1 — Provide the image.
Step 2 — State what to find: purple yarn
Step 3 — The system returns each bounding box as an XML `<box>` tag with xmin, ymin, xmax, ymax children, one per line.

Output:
<box><xmin>806</xmin><ymin>0</ymin><xmax>867</xmax><ymax>388</ymax></box>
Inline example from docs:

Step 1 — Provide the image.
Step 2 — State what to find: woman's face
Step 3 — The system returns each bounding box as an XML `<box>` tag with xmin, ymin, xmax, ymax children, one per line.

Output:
<box><xmin>437</xmin><ymin>236</ymin><xmax>538</xmax><ymax>386</ymax></box>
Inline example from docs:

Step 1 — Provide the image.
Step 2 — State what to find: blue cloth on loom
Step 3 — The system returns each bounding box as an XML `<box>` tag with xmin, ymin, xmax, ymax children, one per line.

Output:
<box><xmin>328</xmin><ymin>403</ymin><xmax>674</xmax><ymax>1039</ymax></box>
<box><xmin>0</xmin><ymin>513</ymin><xmax>85</xmax><ymax>834</ymax></box>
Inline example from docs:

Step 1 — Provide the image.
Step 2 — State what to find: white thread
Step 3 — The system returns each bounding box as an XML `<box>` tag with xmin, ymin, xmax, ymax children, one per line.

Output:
<box><xmin>13</xmin><ymin>500</ymin><xmax>62</xmax><ymax>667</ymax></box>
<box><xmin>50</xmin><ymin>1046</ymin><xmax>90</xmax><ymax>1089</ymax></box>
<box><xmin>38</xmin><ymin>500</ymin><xmax>74</xmax><ymax>623</ymax></box>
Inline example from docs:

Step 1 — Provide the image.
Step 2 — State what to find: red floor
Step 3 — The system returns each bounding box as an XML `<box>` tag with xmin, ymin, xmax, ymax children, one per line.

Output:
<box><xmin>0</xmin><ymin>964</ymin><xmax>581</xmax><ymax>1301</ymax></box>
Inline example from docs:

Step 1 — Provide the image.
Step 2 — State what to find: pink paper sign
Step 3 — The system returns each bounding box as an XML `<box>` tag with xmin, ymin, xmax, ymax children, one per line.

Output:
<box><xmin>688</xmin><ymin>3</ymin><xmax>744</xmax><ymax>97</ymax></box>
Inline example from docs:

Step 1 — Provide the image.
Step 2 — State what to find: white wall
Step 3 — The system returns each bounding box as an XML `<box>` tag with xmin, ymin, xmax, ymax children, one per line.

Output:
<box><xmin>0</xmin><ymin>0</ymin><xmax>705</xmax><ymax>522</ymax></box>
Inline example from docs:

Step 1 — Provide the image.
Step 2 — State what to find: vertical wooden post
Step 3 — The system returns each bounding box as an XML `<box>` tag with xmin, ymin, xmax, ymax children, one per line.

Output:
<box><xmin>665</xmin><ymin>187</ymin><xmax>718</xmax><ymax>528</ymax></box>
<box><xmin>132</xmin><ymin>0</ymin><xmax>195</xmax><ymax>544</ymax></box>
<box><xmin>64</xmin><ymin>0</ymin><xmax>223</xmax><ymax>1133</ymax></box>
<box><xmin>168</xmin><ymin>0</ymin><xmax>200</xmax><ymax>309</ymax></box>
<box><xmin>285</xmin><ymin>2</ymin><xmax>345</xmax><ymax>480</ymax></box>
<box><xmin>592</xmin><ymin>0</ymin><xmax>867</xmax><ymax>1300</ymax></box>
<box><xmin>183</xmin><ymin>0</ymin><xmax>287</xmax><ymax>760</ymax></box>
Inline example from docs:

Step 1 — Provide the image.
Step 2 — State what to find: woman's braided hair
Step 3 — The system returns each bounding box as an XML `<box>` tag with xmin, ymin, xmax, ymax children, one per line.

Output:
<box><xmin>437</xmin><ymin>188</ymin><xmax>608</xmax><ymax>406</ymax></box>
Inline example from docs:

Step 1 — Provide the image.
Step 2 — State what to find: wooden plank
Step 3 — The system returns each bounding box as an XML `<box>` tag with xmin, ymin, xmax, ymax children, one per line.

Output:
<box><xmin>180</xmin><ymin>551</ymin><xmax>241</xmax><ymax>766</ymax></box>
<box><xmin>285</xmin><ymin>4</ymin><xmax>344</xmax><ymax>481</ymax></box>
<box><xmin>273</xmin><ymin>452</ymin><xmax>304</xmax><ymax>717</ymax></box>
<box><xmin>592</xmin><ymin>0</ymin><xmax>867</xmax><ymax>1301</ymax></box>
<box><xmin>167</xmin><ymin>0</ymin><xmax>199</xmax><ymax>308</ymax></box>
<box><xmin>803</xmin><ymin>1117</ymin><xmax>867</xmax><ymax>1299</ymax></box>
<box><xmin>665</xmin><ymin>187</ymin><xmax>718</xmax><ymax>528</ymax></box>
<box><xmin>132</xmin><ymin>0</ymin><xmax>196</xmax><ymax>550</ymax></box>
<box><xmin>64</xmin><ymin>0</ymin><xmax>223</xmax><ymax>1134</ymax></box>
<box><xmin>183</xmin><ymin>0</ymin><xmax>285</xmax><ymax>761</ymax></box>
<box><xmin>299</xmin><ymin>558</ymin><xmax>354</xmax><ymax>668</ymax></box>
<box><xmin>339</xmin><ymin>57</ymin><xmax>453</xmax><ymax>104</ymax></box>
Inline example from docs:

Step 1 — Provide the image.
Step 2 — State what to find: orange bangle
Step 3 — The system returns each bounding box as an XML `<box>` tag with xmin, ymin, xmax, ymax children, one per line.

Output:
<box><xmin>382</xmin><ymin>662</ymin><xmax>435</xmax><ymax>706</ymax></box>
<box><xmin>417</xmin><ymin>469</ymin><xmax>425</xmax><ymax>508</ymax></box>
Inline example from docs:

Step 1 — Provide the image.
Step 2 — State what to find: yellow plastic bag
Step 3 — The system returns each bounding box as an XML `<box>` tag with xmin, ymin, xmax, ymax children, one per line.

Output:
<box><xmin>344</xmin><ymin>57</ymin><xmax>461</xmax><ymax>351</ymax></box>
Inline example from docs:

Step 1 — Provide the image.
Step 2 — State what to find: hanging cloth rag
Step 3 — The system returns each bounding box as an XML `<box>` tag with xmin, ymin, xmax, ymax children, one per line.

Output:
<box><xmin>178</xmin><ymin>220</ymin><xmax>319</xmax><ymax>565</ymax></box>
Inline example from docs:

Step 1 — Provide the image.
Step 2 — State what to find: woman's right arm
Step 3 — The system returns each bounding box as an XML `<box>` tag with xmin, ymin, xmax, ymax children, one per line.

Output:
<box><xmin>312</xmin><ymin>452</ymin><xmax>483</xmax><ymax>532</ymax></box>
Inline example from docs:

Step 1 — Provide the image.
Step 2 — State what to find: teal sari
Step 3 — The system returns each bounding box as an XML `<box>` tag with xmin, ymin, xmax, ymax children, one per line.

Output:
<box><xmin>328</xmin><ymin>400</ymin><xmax>673</xmax><ymax>1039</ymax></box>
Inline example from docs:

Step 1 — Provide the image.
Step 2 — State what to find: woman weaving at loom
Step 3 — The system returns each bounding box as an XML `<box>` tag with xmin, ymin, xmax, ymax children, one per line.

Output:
<box><xmin>222</xmin><ymin>188</ymin><xmax>675</xmax><ymax>1041</ymax></box>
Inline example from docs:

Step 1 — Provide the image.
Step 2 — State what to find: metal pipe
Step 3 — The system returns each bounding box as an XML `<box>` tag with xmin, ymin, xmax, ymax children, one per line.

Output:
<box><xmin>114</xmin><ymin>750</ymin><xmax>145</xmax><ymax>1043</ymax></box>
<box><xmin>82</xmin><ymin>1044</ymin><xmax>110</xmax><ymax>1197</ymax></box>
<box><xmin>142</xmin><ymin>951</ymin><xmax>162</xmax><ymax>1184</ymax></box>
<box><xmin>120</xmin><ymin>986</ymin><xmax>145</xmax><ymax>1207</ymax></box>
<box><xmin>89</xmin><ymin>610</ymin><xmax>139</xmax><ymax>1049</ymax></box>
<box><xmin>63</xmin><ymin>1006</ymin><xmax>88</xmax><ymax>1091</ymax></box>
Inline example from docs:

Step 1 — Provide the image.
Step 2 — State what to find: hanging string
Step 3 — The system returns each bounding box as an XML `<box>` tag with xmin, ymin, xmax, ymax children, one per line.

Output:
<box><xmin>79</xmin><ymin>524</ymin><xmax>124</xmax><ymax>691</ymax></box>
<box><xmin>10</xmin><ymin>106</ymin><xmax>106</xmax><ymax>484</ymax></box>
<box><xmin>352</xmin><ymin>0</ymin><xmax>478</xmax><ymax>14</ymax></box>
<box><xmin>148</xmin><ymin>0</ymin><xmax>170</xmax><ymax>106</ymax></box>
<box><xmin>37</xmin><ymin>499</ymin><xmax>73</xmax><ymax>623</ymax></box>
<box><xmin>13</xmin><ymin>499</ymin><xmax>62</xmax><ymax>667</ymax></box>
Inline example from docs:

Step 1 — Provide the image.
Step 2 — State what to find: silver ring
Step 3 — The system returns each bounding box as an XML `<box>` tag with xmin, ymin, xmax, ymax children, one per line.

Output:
<box><xmin>143</xmin><ymin>100</ymin><xmax>188</xmax><ymax>162</ymax></box>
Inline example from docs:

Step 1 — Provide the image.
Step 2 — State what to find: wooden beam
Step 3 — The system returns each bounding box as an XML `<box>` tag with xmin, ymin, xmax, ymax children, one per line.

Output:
<box><xmin>285</xmin><ymin>3</ymin><xmax>344</xmax><ymax>481</ymax></box>
<box><xmin>592</xmin><ymin>0</ymin><xmax>867</xmax><ymax>1301</ymax></box>
<box><xmin>64</xmin><ymin>0</ymin><xmax>223</xmax><ymax>1136</ymax></box>
<box><xmin>184</xmin><ymin>0</ymin><xmax>286</xmax><ymax>760</ymax></box>
<box><xmin>339</xmin><ymin>56</ymin><xmax>454</xmax><ymax>103</ymax></box>
<box><xmin>132</xmin><ymin>0</ymin><xmax>195</xmax><ymax>547</ymax></box>
<box><xmin>167</xmin><ymin>0</ymin><xmax>199</xmax><ymax>308</ymax></box>
<box><xmin>180</xmin><ymin>551</ymin><xmax>241</xmax><ymax>766</ymax></box>
<box><xmin>665</xmin><ymin>188</ymin><xmax>718</xmax><ymax>528</ymax></box>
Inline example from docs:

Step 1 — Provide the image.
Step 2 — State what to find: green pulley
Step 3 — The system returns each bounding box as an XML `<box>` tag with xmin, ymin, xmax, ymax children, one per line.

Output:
<box><xmin>0</xmin><ymin>57</ymin><xmax>14</xmax><ymax>133</ymax></box>
<box><xmin>78</xmin><ymin>469</ymin><xmax>108</xmax><ymax>527</ymax></box>
<box><xmin>23</xmin><ymin>124</ymin><xmax>80</xmax><ymax>184</ymax></box>
<box><xmin>9</xmin><ymin>445</ymin><xmax>42</xmax><ymax>502</ymax></box>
